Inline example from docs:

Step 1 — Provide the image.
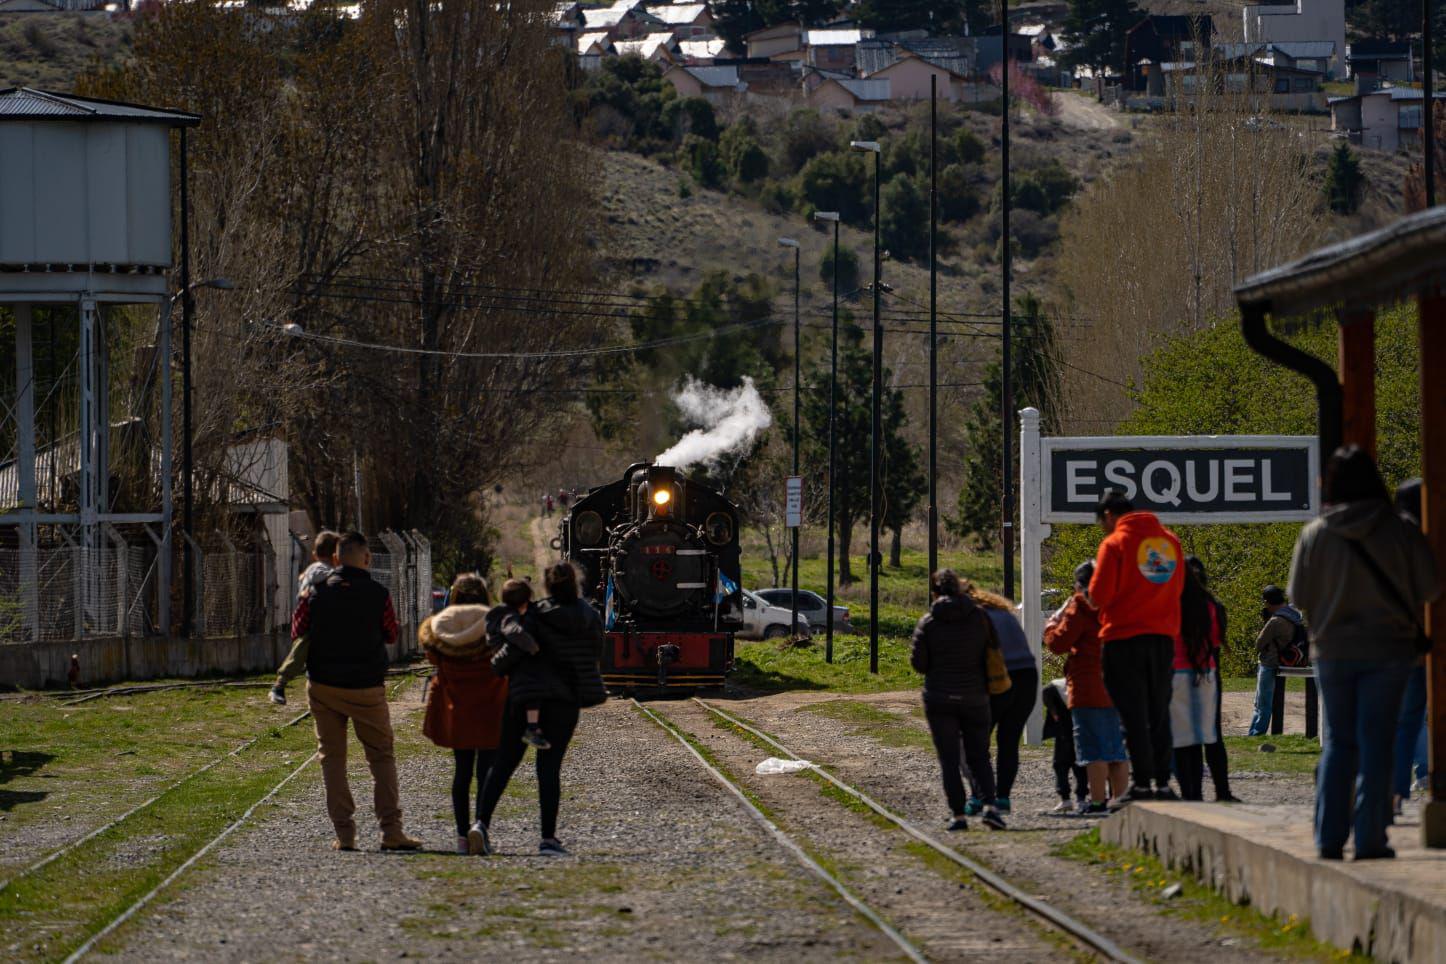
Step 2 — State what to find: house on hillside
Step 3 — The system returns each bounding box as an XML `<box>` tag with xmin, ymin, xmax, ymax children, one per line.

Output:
<box><xmin>577</xmin><ymin>31</ymin><xmax>615</xmax><ymax>69</ymax></box>
<box><xmin>808</xmin><ymin>76</ymin><xmax>891</xmax><ymax>113</ymax></box>
<box><xmin>644</xmin><ymin>2</ymin><xmax>713</xmax><ymax>38</ymax></box>
<box><xmin>856</xmin><ymin>38</ymin><xmax>980</xmax><ymax>101</ymax></box>
<box><xmin>662</xmin><ymin>64</ymin><xmax>745</xmax><ymax>104</ymax></box>
<box><xmin>677</xmin><ymin>36</ymin><xmax>727</xmax><ymax>63</ymax></box>
<box><xmin>972</xmin><ymin>33</ymin><xmax>1034</xmax><ymax>74</ymax></box>
<box><xmin>613</xmin><ymin>32</ymin><xmax>678</xmax><ymax>66</ymax></box>
<box><xmin>745</xmin><ymin>23</ymin><xmax>802</xmax><ymax>60</ymax></box>
<box><xmin>1346</xmin><ymin>40</ymin><xmax>1414</xmax><ymax>84</ymax></box>
<box><xmin>1159</xmin><ymin>53</ymin><xmax>1325</xmax><ymax>110</ymax></box>
<box><xmin>1330</xmin><ymin>87</ymin><xmax>1446</xmax><ymax>151</ymax></box>
<box><xmin>804</xmin><ymin>27</ymin><xmax>868</xmax><ymax>71</ymax></box>
<box><xmin>1124</xmin><ymin>15</ymin><xmax>1213</xmax><ymax>91</ymax></box>
<box><xmin>581</xmin><ymin>1</ymin><xmax>664</xmax><ymax>40</ymax></box>
<box><xmin>1243</xmin><ymin>0</ymin><xmax>1345</xmax><ymax>78</ymax></box>
<box><xmin>1215</xmin><ymin>40</ymin><xmax>1334</xmax><ymax>75</ymax></box>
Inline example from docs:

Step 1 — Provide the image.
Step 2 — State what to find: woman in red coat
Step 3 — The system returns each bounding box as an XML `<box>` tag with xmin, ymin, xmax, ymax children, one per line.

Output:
<box><xmin>420</xmin><ymin>574</ymin><xmax>508</xmax><ymax>854</ymax></box>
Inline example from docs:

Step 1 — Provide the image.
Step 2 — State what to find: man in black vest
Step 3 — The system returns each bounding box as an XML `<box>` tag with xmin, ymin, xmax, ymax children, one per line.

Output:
<box><xmin>293</xmin><ymin>531</ymin><xmax>420</xmax><ymax>851</ymax></box>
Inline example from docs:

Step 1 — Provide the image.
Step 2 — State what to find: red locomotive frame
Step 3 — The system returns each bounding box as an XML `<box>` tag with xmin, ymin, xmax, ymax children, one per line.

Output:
<box><xmin>601</xmin><ymin>628</ymin><xmax>734</xmax><ymax>691</ymax></box>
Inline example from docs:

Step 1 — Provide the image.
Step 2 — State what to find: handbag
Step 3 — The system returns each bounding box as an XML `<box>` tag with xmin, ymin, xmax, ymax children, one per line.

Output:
<box><xmin>1345</xmin><ymin>539</ymin><xmax>1433</xmax><ymax>655</ymax></box>
<box><xmin>981</xmin><ymin>610</ymin><xmax>1013</xmax><ymax>695</ymax></box>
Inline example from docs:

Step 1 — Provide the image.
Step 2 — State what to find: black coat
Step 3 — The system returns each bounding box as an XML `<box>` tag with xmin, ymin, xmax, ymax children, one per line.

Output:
<box><xmin>492</xmin><ymin>598</ymin><xmax>607</xmax><ymax>708</ymax></box>
<box><xmin>306</xmin><ymin>566</ymin><xmax>391</xmax><ymax>689</ymax></box>
<box><xmin>910</xmin><ymin>594</ymin><xmax>993</xmax><ymax>710</ymax></box>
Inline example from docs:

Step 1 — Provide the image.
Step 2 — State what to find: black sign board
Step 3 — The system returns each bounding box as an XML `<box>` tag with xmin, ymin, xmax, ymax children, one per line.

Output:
<box><xmin>1041</xmin><ymin>438</ymin><xmax>1318</xmax><ymax>523</ymax></box>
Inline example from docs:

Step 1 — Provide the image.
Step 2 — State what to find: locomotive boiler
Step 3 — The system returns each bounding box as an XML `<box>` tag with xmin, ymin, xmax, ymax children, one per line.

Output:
<box><xmin>560</xmin><ymin>462</ymin><xmax>742</xmax><ymax>693</ymax></box>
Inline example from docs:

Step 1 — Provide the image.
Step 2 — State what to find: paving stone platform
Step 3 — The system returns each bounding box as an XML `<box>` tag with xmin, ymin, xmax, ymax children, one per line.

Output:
<box><xmin>1103</xmin><ymin>801</ymin><xmax>1446</xmax><ymax>963</ymax></box>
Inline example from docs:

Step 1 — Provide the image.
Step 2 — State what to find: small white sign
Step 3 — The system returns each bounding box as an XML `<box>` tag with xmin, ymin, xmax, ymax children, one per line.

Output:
<box><xmin>785</xmin><ymin>476</ymin><xmax>803</xmax><ymax>528</ymax></box>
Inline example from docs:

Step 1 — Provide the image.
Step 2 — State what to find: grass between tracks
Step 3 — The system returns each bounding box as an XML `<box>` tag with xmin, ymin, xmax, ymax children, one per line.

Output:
<box><xmin>1056</xmin><ymin>828</ymin><xmax>1369</xmax><ymax>961</ymax></box>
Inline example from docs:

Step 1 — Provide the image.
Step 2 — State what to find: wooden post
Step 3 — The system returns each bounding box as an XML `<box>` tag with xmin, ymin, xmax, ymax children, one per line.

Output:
<box><xmin>1420</xmin><ymin>289</ymin><xmax>1446</xmax><ymax>848</ymax></box>
<box><xmin>1338</xmin><ymin>309</ymin><xmax>1377</xmax><ymax>457</ymax></box>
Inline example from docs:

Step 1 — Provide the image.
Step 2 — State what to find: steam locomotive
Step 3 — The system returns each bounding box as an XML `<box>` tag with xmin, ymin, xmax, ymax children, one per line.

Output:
<box><xmin>560</xmin><ymin>462</ymin><xmax>742</xmax><ymax>693</ymax></box>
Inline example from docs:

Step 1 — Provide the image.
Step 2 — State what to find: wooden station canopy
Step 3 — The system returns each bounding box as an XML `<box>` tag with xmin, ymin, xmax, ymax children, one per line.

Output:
<box><xmin>1235</xmin><ymin>205</ymin><xmax>1446</xmax><ymax>847</ymax></box>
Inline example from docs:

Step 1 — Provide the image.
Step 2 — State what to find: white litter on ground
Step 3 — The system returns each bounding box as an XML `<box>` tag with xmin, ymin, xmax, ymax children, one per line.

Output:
<box><xmin>755</xmin><ymin>757</ymin><xmax>813</xmax><ymax>775</ymax></box>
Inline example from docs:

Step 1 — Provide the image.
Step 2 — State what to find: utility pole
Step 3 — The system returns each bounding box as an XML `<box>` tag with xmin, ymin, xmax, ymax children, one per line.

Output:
<box><xmin>180</xmin><ymin>127</ymin><xmax>194</xmax><ymax>638</ymax></box>
<box><xmin>815</xmin><ymin>211</ymin><xmax>841</xmax><ymax>663</ymax></box>
<box><xmin>999</xmin><ymin>10</ymin><xmax>1016</xmax><ymax>600</ymax></box>
<box><xmin>850</xmin><ymin>139</ymin><xmax>883</xmax><ymax>674</ymax></box>
<box><xmin>928</xmin><ymin>74</ymin><xmax>939</xmax><ymax>587</ymax></box>
<box><xmin>1428</xmin><ymin>0</ymin><xmax>1436</xmax><ymax>208</ymax></box>
<box><xmin>779</xmin><ymin>237</ymin><xmax>802</xmax><ymax>638</ymax></box>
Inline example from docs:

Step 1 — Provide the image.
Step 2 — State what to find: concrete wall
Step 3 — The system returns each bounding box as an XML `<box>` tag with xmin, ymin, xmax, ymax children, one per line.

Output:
<box><xmin>1362</xmin><ymin>93</ymin><xmax>1400</xmax><ymax>150</ymax></box>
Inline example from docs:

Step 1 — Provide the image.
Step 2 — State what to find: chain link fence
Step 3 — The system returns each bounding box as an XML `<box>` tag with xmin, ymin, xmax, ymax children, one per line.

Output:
<box><xmin>0</xmin><ymin>542</ymin><xmax>151</xmax><ymax>644</ymax></box>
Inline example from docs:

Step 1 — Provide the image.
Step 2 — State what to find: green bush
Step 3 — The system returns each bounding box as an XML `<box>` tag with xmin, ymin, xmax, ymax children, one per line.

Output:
<box><xmin>719</xmin><ymin>118</ymin><xmax>768</xmax><ymax>182</ymax></box>
<box><xmin>819</xmin><ymin>244</ymin><xmax>861</xmax><ymax>294</ymax></box>
<box><xmin>880</xmin><ymin>174</ymin><xmax>931</xmax><ymax>261</ymax></box>
<box><xmin>681</xmin><ymin>133</ymin><xmax>723</xmax><ymax>188</ymax></box>
<box><xmin>1044</xmin><ymin>304</ymin><xmax>1421</xmax><ymax>676</ymax></box>
<box><xmin>954</xmin><ymin>127</ymin><xmax>987</xmax><ymax>164</ymax></box>
<box><xmin>667</xmin><ymin>96</ymin><xmax>719</xmax><ymax>141</ymax></box>
<box><xmin>760</xmin><ymin>179</ymin><xmax>797</xmax><ymax>214</ymax></box>
<box><xmin>781</xmin><ymin>107</ymin><xmax>840</xmax><ymax>174</ymax></box>
<box><xmin>938</xmin><ymin>162</ymin><xmax>980</xmax><ymax>221</ymax></box>
<box><xmin>797</xmin><ymin>150</ymin><xmax>870</xmax><ymax>223</ymax></box>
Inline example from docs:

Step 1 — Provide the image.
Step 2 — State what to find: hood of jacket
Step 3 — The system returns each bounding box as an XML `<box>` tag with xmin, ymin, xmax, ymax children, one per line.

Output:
<box><xmin>1321</xmin><ymin>499</ymin><xmax>1393</xmax><ymax>542</ymax></box>
<box><xmin>420</xmin><ymin>604</ymin><xmax>491</xmax><ymax>659</ymax></box>
<box><xmin>1277</xmin><ymin>604</ymin><xmax>1303</xmax><ymax>626</ymax></box>
<box><xmin>535</xmin><ymin>597</ymin><xmax>596</xmax><ymax>635</ymax></box>
<box><xmin>930</xmin><ymin>593</ymin><xmax>980</xmax><ymax>623</ymax></box>
<box><xmin>1114</xmin><ymin>510</ymin><xmax>1169</xmax><ymax>542</ymax></box>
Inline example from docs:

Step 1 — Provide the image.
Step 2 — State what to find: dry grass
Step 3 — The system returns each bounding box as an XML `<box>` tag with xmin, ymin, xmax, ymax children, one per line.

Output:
<box><xmin>0</xmin><ymin>13</ymin><xmax>132</xmax><ymax>90</ymax></box>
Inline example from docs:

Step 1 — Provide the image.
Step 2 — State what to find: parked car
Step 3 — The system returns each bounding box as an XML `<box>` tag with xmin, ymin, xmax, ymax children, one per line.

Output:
<box><xmin>755</xmin><ymin>588</ymin><xmax>852</xmax><ymax>635</ymax></box>
<box><xmin>738</xmin><ymin>589</ymin><xmax>813</xmax><ymax>640</ymax></box>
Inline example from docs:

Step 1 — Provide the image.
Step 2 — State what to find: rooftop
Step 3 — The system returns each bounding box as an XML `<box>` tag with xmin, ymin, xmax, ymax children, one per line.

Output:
<box><xmin>0</xmin><ymin>88</ymin><xmax>200</xmax><ymax>126</ymax></box>
<box><xmin>645</xmin><ymin>2</ymin><xmax>706</xmax><ymax>24</ymax></box>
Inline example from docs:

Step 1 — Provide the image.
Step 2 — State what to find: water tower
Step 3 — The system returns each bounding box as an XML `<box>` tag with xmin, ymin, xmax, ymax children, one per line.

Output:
<box><xmin>0</xmin><ymin>87</ymin><xmax>199</xmax><ymax>642</ymax></box>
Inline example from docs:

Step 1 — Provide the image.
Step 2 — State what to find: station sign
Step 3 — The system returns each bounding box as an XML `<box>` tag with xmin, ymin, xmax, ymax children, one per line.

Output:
<box><xmin>785</xmin><ymin>476</ymin><xmax>803</xmax><ymax>528</ymax></box>
<box><xmin>1041</xmin><ymin>435</ymin><xmax>1318</xmax><ymax>524</ymax></box>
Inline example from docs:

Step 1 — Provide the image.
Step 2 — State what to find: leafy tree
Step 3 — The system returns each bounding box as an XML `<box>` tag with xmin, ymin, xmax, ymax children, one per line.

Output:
<box><xmin>938</xmin><ymin>163</ymin><xmax>980</xmax><ymax>221</ymax></box>
<box><xmin>852</xmin><ymin>113</ymin><xmax>888</xmax><ymax>144</ymax></box>
<box><xmin>801</xmin><ymin>323</ymin><xmax>918</xmax><ymax>584</ymax></box>
<box><xmin>781</xmin><ymin>108</ymin><xmax>840</xmax><ymax>174</ymax></box>
<box><xmin>882</xmin><ymin>389</ymin><xmax>926</xmax><ymax>567</ymax></box>
<box><xmin>950</xmin><ymin>294</ymin><xmax>1058</xmax><ymax>549</ymax></box>
<box><xmin>720</xmin><ymin>117</ymin><xmax>769</xmax><ymax>182</ymax></box>
<box><xmin>953</xmin><ymin>127</ymin><xmax>986</xmax><ymax>165</ymax></box>
<box><xmin>681</xmin><ymin>133</ymin><xmax>724</xmax><ymax>188</ymax></box>
<box><xmin>880</xmin><ymin>175</ymin><xmax>931</xmax><ymax>261</ymax></box>
<box><xmin>798</xmin><ymin>150</ymin><xmax>871</xmax><ymax>223</ymax></box>
<box><xmin>1060</xmin><ymin>0</ymin><xmax>1141</xmax><ymax>78</ymax></box>
<box><xmin>667</xmin><ymin>96</ymin><xmax>718</xmax><ymax>141</ymax></box>
<box><xmin>1325</xmin><ymin>141</ymin><xmax>1364</xmax><ymax>215</ymax></box>
<box><xmin>819</xmin><ymin>245</ymin><xmax>861</xmax><ymax>294</ymax></box>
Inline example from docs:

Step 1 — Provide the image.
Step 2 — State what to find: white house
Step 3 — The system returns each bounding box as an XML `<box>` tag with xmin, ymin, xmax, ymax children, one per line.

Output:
<box><xmin>1330</xmin><ymin>87</ymin><xmax>1446</xmax><ymax>151</ymax></box>
<box><xmin>662</xmin><ymin>64</ymin><xmax>746</xmax><ymax>104</ymax></box>
<box><xmin>1242</xmin><ymin>0</ymin><xmax>1345</xmax><ymax>78</ymax></box>
<box><xmin>613</xmin><ymin>32</ymin><xmax>678</xmax><ymax>66</ymax></box>
<box><xmin>644</xmin><ymin>2</ymin><xmax>713</xmax><ymax>38</ymax></box>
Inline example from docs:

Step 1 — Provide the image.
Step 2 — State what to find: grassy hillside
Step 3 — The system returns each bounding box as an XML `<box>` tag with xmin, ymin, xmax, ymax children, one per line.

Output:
<box><xmin>0</xmin><ymin>12</ymin><xmax>132</xmax><ymax>90</ymax></box>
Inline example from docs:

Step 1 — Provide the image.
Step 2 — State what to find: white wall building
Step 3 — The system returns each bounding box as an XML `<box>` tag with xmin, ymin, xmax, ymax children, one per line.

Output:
<box><xmin>1243</xmin><ymin>0</ymin><xmax>1345</xmax><ymax>78</ymax></box>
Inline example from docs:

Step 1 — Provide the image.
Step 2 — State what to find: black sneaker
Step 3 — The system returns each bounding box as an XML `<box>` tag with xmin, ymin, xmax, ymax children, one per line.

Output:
<box><xmin>1110</xmin><ymin>786</ymin><xmax>1155</xmax><ymax>808</ymax></box>
<box><xmin>946</xmin><ymin>816</ymin><xmax>969</xmax><ymax>832</ymax></box>
<box><xmin>538</xmin><ymin>838</ymin><xmax>569</xmax><ymax>857</ymax></box>
<box><xmin>522</xmin><ymin>727</ymin><xmax>552</xmax><ymax>750</ymax></box>
<box><xmin>1080</xmin><ymin>801</ymin><xmax>1110</xmax><ymax>816</ymax></box>
<box><xmin>268</xmin><ymin>685</ymin><xmax>287</xmax><ymax>706</ymax></box>
<box><xmin>981</xmin><ymin>806</ymin><xmax>1007</xmax><ymax>831</ymax></box>
<box><xmin>1154</xmin><ymin>786</ymin><xmax>1180</xmax><ymax>801</ymax></box>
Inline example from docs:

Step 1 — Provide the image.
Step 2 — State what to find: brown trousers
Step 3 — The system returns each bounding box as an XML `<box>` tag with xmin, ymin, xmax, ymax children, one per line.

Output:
<box><xmin>307</xmin><ymin>681</ymin><xmax>404</xmax><ymax>843</ymax></box>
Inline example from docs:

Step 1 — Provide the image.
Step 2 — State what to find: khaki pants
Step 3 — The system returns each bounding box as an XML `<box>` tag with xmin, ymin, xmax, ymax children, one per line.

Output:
<box><xmin>275</xmin><ymin>636</ymin><xmax>309</xmax><ymax>685</ymax></box>
<box><xmin>307</xmin><ymin>681</ymin><xmax>404</xmax><ymax>844</ymax></box>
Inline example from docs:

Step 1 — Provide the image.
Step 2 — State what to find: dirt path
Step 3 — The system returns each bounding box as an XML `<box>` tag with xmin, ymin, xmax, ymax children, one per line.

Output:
<box><xmin>95</xmin><ymin>695</ymin><xmax>904</xmax><ymax>962</ymax></box>
<box><xmin>1052</xmin><ymin>91</ymin><xmax>1120</xmax><ymax>130</ymax></box>
<box><xmin>529</xmin><ymin>514</ymin><xmax>554</xmax><ymax>580</ymax></box>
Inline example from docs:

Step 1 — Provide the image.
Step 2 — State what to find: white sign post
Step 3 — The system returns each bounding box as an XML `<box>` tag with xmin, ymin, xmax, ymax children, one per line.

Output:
<box><xmin>1018</xmin><ymin>407</ymin><xmax>1319</xmax><ymax>743</ymax></box>
<box><xmin>785</xmin><ymin>476</ymin><xmax>803</xmax><ymax>529</ymax></box>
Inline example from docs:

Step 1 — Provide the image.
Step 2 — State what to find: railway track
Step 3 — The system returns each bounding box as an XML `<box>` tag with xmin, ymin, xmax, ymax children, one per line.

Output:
<box><xmin>40</xmin><ymin>672</ymin><xmax>420</xmax><ymax>962</ymax></box>
<box><xmin>688</xmin><ymin>697</ymin><xmax>1143</xmax><ymax>964</ymax></box>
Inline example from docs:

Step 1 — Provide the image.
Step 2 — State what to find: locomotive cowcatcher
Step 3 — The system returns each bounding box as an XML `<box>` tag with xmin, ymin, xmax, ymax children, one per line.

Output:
<box><xmin>560</xmin><ymin>462</ymin><xmax>742</xmax><ymax>693</ymax></box>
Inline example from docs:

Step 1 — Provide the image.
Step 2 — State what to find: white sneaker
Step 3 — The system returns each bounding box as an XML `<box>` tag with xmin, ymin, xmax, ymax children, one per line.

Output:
<box><xmin>455</xmin><ymin>835</ymin><xmax>469</xmax><ymax>855</ymax></box>
<box><xmin>1048</xmin><ymin>800</ymin><xmax>1075</xmax><ymax>815</ymax></box>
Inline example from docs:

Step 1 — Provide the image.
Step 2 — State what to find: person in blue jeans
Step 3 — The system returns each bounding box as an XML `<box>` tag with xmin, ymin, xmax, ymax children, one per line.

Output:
<box><xmin>1248</xmin><ymin>586</ymin><xmax>1301</xmax><ymax>736</ymax></box>
<box><xmin>1289</xmin><ymin>446</ymin><xmax>1439</xmax><ymax>861</ymax></box>
<box><xmin>1391</xmin><ymin>479</ymin><xmax>1429</xmax><ymax>813</ymax></box>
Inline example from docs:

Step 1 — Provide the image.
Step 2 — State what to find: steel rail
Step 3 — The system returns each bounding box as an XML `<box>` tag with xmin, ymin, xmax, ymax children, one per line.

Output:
<box><xmin>631</xmin><ymin>700</ymin><xmax>926</xmax><ymax>964</ymax></box>
<box><xmin>0</xmin><ymin>709</ymin><xmax>312</xmax><ymax>895</ymax></box>
<box><xmin>695</xmin><ymin>698</ymin><xmax>1144</xmax><ymax>964</ymax></box>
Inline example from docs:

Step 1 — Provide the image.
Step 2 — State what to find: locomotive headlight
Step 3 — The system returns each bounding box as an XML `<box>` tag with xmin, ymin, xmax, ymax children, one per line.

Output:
<box><xmin>652</xmin><ymin>488</ymin><xmax>672</xmax><ymax>507</ymax></box>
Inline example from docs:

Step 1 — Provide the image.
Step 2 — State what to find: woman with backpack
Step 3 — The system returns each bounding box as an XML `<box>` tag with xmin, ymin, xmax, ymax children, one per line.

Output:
<box><xmin>474</xmin><ymin>562</ymin><xmax>607</xmax><ymax>857</ymax></box>
<box><xmin>1289</xmin><ymin>446</ymin><xmax>1439</xmax><ymax>860</ymax></box>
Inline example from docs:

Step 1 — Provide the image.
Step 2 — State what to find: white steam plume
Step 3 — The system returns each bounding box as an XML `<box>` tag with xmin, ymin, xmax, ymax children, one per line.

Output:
<box><xmin>655</xmin><ymin>376</ymin><xmax>772</xmax><ymax>472</ymax></box>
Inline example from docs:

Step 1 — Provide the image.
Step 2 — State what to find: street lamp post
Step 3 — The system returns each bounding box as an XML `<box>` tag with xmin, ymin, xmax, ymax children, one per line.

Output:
<box><xmin>779</xmin><ymin>236</ymin><xmax>801</xmax><ymax>639</ymax></box>
<box><xmin>850</xmin><ymin>139</ymin><xmax>882</xmax><ymax>675</ymax></box>
<box><xmin>175</xmin><ymin>276</ymin><xmax>233</xmax><ymax>638</ymax></box>
<box><xmin>999</xmin><ymin>8</ymin><xmax>1016</xmax><ymax>601</ymax></box>
<box><xmin>814</xmin><ymin>211</ymin><xmax>840</xmax><ymax>663</ymax></box>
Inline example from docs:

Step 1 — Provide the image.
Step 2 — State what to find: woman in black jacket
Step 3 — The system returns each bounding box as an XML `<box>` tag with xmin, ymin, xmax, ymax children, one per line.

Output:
<box><xmin>911</xmin><ymin>569</ymin><xmax>1007</xmax><ymax>831</ymax></box>
<box><xmin>475</xmin><ymin>562</ymin><xmax>606</xmax><ymax>857</ymax></box>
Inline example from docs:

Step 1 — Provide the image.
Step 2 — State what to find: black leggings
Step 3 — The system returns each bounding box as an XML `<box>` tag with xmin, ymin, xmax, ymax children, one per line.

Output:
<box><xmin>1052</xmin><ymin>718</ymin><xmax>1089</xmax><ymax>801</ymax></box>
<box><xmin>451</xmin><ymin>749</ymin><xmax>495</xmax><ymax>838</ymax></box>
<box><xmin>1204</xmin><ymin>675</ymin><xmax>1232</xmax><ymax>798</ymax></box>
<box><xmin>1174</xmin><ymin>744</ymin><xmax>1205</xmax><ymax>800</ymax></box>
<box><xmin>925</xmin><ymin>701</ymin><xmax>995</xmax><ymax>815</ymax></box>
<box><xmin>992</xmin><ymin>667</ymin><xmax>1038</xmax><ymax>799</ymax></box>
<box><xmin>477</xmin><ymin>700</ymin><xmax>581</xmax><ymax>841</ymax></box>
<box><xmin>1102</xmin><ymin>635</ymin><xmax>1175</xmax><ymax>790</ymax></box>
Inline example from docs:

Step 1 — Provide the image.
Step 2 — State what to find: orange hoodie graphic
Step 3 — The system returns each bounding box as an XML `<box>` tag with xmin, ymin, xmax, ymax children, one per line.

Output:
<box><xmin>1087</xmin><ymin>511</ymin><xmax>1184</xmax><ymax>643</ymax></box>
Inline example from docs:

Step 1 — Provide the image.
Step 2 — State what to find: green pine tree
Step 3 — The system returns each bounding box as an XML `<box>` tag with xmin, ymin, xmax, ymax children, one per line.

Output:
<box><xmin>1324</xmin><ymin>141</ymin><xmax>1364</xmax><ymax>215</ymax></box>
<box><xmin>1060</xmin><ymin>0</ymin><xmax>1141</xmax><ymax>78</ymax></box>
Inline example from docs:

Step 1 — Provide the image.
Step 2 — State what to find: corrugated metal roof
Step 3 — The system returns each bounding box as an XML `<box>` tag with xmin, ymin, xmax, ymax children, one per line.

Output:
<box><xmin>805</xmin><ymin>28</ymin><xmax>865</xmax><ymax>46</ymax></box>
<box><xmin>683</xmin><ymin>65</ymin><xmax>741</xmax><ymax>87</ymax></box>
<box><xmin>855</xmin><ymin>40</ymin><xmax>901</xmax><ymax>77</ymax></box>
<box><xmin>677</xmin><ymin>37</ymin><xmax>726</xmax><ymax>60</ymax></box>
<box><xmin>0</xmin><ymin>88</ymin><xmax>200</xmax><ymax>126</ymax></box>
<box><xmin>836</xmin><ymin>78</ymin><xmax>890</xmax><ymax>100</ymax></box>
<box><xmin>646</xmin><ymin>2</ymin><xmax>706</xmax><ymax>24</ymax></box>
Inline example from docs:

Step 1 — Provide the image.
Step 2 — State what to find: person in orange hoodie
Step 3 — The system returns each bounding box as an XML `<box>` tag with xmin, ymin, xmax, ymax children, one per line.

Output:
<box><xmin>1088</xmin><ymin>488</ymin><xmax>1185</xmax><ymax>804</ymax></box>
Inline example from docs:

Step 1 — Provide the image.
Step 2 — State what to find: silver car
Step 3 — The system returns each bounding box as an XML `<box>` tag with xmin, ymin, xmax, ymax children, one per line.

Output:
<box><xmin>755</xmin><ymin>588</ymin><xmax>852</xmax><ymax>635</ymax></box>
<box><xmin>738</xmin><ymin>589</ymin><xmax>813</xmax><ymax>640</ymax></box>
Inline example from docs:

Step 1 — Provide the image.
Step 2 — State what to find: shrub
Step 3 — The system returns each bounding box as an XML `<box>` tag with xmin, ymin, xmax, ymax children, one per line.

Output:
<box><xmin>760</xmin><ymin>180</ymin><xmax>796</xmax><ymax>214</ymax></box>
<box><xmin>1324</xmin><ymin>141</ymin><xmax>1363</xmax><ymax>215</ymax></box>
<box><xmin>680</xmin><ymin>133</ymin><xmax>723</xmax><ymax>188</ymax></box>
<box><xmin>797</xmin><ymin>150</ymin><xmax>870</xmax><ymax>223</ymax></box>
<box><xmin>852</xmin><ymin>113</ymin><xmax>887</xmax><ymax>143</ymax></box>
<box><xmin>781</xmin><ymin>108</ymin><xmax>839</xmax><ymax>174</ymax></box>
<box><xmin>818</xmin><ymin>245</ymin><xmax>861</xmax><ymax>295</ymax></box>
<box><xmin>719</xmin><ymin>120</ymin><xmax>768</xmax><ymax>182</ymax></box>
<box><xmin>938</xmin><ymin>163</ymin><xmax>980</xmax><ymax>221</ymax></box>
<box><xmin>667</xmin><ymin>96</ymin><xmax>718</xmax><ymax>141</ymax></box>
<box><xmin>954</xmin><ymin>127</ymin><xmax>987</xmax><ymax>164</ymax></box>
<box><xmin>881</xmin><ymin>175</ymin><xmax>931</xmax><ymax>261</ymax></box>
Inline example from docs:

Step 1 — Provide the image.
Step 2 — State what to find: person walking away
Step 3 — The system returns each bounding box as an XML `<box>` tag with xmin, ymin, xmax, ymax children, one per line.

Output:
<box><xmin>1089</xmin><ymin>489</ymin><xmax>1185</xmax><ymax>803</ymax></box>
<box><xmin>962</xmin><ymin>588</ymin><xmax>1036</xmax><ymax>815</ymax></box>
<box><xmin>297</xmin><ymin>531</ymin><xmax>420</xmax><ymax>852</ymax></box>
<box><xmin>911</xmin><ymin>569</ymin><xmax>1007</xmax><ymax>832</ymax></box>
<box><xmin>419</xmin><ymin>574</ymin><xmax>507</xmax><ymax>855</ymax></box>
<box><xmin>270</xmin><ymin>530</ymin><xmax>340</xmax><ymax>705</ymax></box>
<box><xmin>475</xmin><ymin>562</ymin><xmax>606</xmax><ymax>857</ymax></box>
<box><xmin>1188</xmin><ymin>557</ymin><xmax>1238</xmax><ymax>802</ymax></box>
<box><xmin>485</xmin><ymin>579</ymin><xmax>550</xmax><ymax>749</ymax></box>
<box><xmin>1249</xmin><ymin>586</ymin><xmax>1303</xmax><ymax>736</ymax></box>
<box><xmin>1391</xmin><ymin>479</ymin><xmax>1431</xmax><ymax>815</ymax></box>
<box><xmin>1171</xmin><ymin>565</ymin><xmax>1221</xmax><ymax>801</ymax></box>
<box><xmin>1041</xmin><ymin>678</ymin><xmax>1088</xmax><ymax>814</ymax></box>
<box><xmin>1045</xmin><ymin>560</ymin><xmax>1129</xmax><ymax>815</ymax></box>
<box><xmin>1290</xmin><ymin>446</ymin><xmax>1439</xmax><ymax>860</ymax></box>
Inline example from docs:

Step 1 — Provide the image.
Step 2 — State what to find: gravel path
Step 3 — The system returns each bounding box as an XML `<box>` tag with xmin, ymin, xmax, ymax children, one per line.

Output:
<box><xmin>94</xmin><ymin>688</ymin><xmax>903</xmax><ymax>962</ymax></box>
<box><xmin>704</xmin><ymin>690</ymin><xmax>1318</xmax><ymax>963</ymax></box>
